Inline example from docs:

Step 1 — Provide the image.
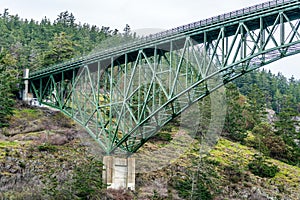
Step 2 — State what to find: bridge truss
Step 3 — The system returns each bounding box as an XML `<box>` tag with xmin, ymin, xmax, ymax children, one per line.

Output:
<box><xmin>27</xmin><ymin>0</ymin><xmax>300</xmax><ymax>154</ymax></box>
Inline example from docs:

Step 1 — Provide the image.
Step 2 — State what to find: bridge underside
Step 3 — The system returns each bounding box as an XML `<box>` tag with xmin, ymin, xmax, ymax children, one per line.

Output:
<box><xmin>28</xmin><ymin>1</ymin><xmax>300</xmax><ymax>154</ymax></box>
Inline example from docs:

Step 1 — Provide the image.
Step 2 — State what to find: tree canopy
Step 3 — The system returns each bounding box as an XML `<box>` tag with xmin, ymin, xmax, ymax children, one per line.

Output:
<box><xmin>0</xmin><ymin>9</ymin><xmax>130</xmax><ymax>127</ymax></box>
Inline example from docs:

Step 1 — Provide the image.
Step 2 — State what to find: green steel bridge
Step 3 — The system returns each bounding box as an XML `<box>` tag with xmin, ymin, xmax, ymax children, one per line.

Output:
<box><xmin>26</xmin><ymin>0</ymin><xmax>300</xmax><ymax>155</ymax></box>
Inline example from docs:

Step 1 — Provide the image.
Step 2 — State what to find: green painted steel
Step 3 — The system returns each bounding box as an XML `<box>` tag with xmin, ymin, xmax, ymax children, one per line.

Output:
<box><xmin>27</xmin><ymin>0</ymin><xmax>300</xmax><ymax>154</ymax></box>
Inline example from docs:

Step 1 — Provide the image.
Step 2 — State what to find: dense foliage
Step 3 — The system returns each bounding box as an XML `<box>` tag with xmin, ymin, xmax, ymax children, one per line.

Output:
<box><xmin>194</xmin><ymin>69</ymin><xmax>300</xmax><ymax>167</ymax></box>
<box><xmin>45</xmin><ymin>156</ymin><xmax>106</xmax><ymax>199</ymax></box>
<box><xmin>0</xmin><ymin>9</ymin><xmax>112</xmax><ymax>71</ymax></box>
<box><xmin>0</xmin><ymin>9</ymin><xmax>132</xmax><ymax>127</ymax></box>
<box><xmin>228</xmin><ymin>70</ymin><xmax>300</xmax><ymax>166</ymax></box>
<box><xmin>0</xmin><ymin>52</ymin><xmax>20</xmax><ymax>127</ymax></box>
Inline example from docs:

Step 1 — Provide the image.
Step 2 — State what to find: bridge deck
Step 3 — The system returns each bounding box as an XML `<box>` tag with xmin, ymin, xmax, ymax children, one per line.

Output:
<box><xmin>29</xmin><ymin>0</ymin><xmax>300</xmax><ymax>79</ymax></box>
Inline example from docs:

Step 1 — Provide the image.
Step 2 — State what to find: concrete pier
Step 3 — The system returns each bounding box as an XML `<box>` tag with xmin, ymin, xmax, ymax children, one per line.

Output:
<box><xmin>102</xmin><ymin>156</ymin><xmax>135</xmax><ymax>190</ymax></box>
<box><xmin>22</xmin><ymin>69</ymin><xmax>30</xmax><ymax>101</ymax></box>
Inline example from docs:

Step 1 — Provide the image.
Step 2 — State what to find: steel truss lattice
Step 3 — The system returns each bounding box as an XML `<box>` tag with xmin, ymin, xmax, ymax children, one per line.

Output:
<box><xmin>28</xmin><ymin>0</ymin><xmax>300</xmax><ymax>154</ymax></box>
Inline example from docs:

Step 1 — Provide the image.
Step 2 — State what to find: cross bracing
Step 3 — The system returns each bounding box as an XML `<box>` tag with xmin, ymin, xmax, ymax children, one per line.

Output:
<box><xmin>27</xmin><ymin>0</ymin><xmax>300</xmax><ymax>154</ymax></box>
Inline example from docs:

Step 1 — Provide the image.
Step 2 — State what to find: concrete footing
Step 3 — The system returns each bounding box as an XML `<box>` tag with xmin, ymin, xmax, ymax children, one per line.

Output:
<box><xmin>102</xmin><ymin>156</ymin><xmax>135</xmax><ymax>190</ymax></box>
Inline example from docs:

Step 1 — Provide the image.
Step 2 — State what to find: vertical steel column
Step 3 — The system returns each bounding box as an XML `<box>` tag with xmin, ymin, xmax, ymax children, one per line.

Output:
<box><xmin>96</xmin><ymin>61</ymin><xmax>101</xmax><ymax>139</ymax></box>
<box><xmin>280</xmin><ymin>12</ymin><xmax>285</xmax><ymax>45</ymax></box>
<box><xmin>169</xmin><ymin>41</ymin><xmax>173</xmax><ymax>95</ymax></box>
<box><xmin>221</xmin><ymin>27</ymin><xmax>225</xmax><ymax>65</ymax></box>
<box><xmin>71</xmin><ymin>69</ymin><xmax>76</xmax><ymax>117</ymax></box>
<box><xmin>138</xmin><ymin>51</ymin><xmax>142</xmax><ymax>122</ymax></box>
<box><xmin>153</xmin><ymin>46</ymin><xmax>157</xmax><ymax>112</ymax></box>
<box><xmin>203</xmin><ymin>31</ymin><xmax>207</xmax><ymax>78</ymax></box>
<box><xmin>109</xmin><ymin>58</ymin><xmax>114</xmax><ymax>145</ymax></box>
<box><xmin>186</xmin><ymin>37</ymin><xmax>190</xmax><ymax>88</ymax></box>
<box><xmin>61</xmin><ymin>72</ymin><xmax>65</xmax><ymax>108</ymax></box>
<box><xmin>39</xmin><ymin>78</ymin><xmax>42</xmax><ymax>102</ymax></box>
<box><xmin>260</xmin><ymin>17</ymin><xmax>265</xmax><ymax>62</ymax></box>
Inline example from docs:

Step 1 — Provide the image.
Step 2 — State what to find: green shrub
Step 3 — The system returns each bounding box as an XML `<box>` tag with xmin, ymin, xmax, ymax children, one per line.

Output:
<box><xmin>18</xmin><ymin>161</ymin><xmax>26</xmax><ymax>169</ymax></box>
<box><xmin>194</xmin><ymin>181</ymin><xmax>213</xmax><ymax>200</ymax></box>
<box><xmin>44</xmin><ymin>157</ymin><xmax>106</xmax><ymax>199</ymax></box>
<box><xmin>248</xmin><ymin>154</ymin><xmax>279</xmax><ymax>178</ymax></box>
<box><xmin>150</xmin><ymin>132</ymin><xmax>173</xmax><ymax>144</ymax></box>
<box><xmin>156</xmin><ymin>132</ymin><xmax>172</xmax><ymax>142</ymax></box>
<box><xmin>174</xmin><ymin>177</ymin><xmax>192</xmax><ymax>199</ymax></box>
<box><xmin>37</xmin><ymin>143</ymin><xmax>57</xmax><ymax>152</ymax></box>
<box><xmin>173</xmin><ymin>174</ymin><xmax>212</xmax><ymax>200</ymax></box>
<box><xmin>71</xmin><ymin>158</ymin><xmax>105</xmax><ymax>198</ymax></box>
<box><xmin>205</xmin><ymin>158</ymin><xmax>220</xmax><ymax>166</ymax></box>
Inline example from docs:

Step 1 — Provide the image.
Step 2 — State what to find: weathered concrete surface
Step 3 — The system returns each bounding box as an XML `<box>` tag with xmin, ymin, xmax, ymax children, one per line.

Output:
<box><xmin>103</xmin><ymin>156</ymin><xmax>135</xmax><ymax>190</ymax></box>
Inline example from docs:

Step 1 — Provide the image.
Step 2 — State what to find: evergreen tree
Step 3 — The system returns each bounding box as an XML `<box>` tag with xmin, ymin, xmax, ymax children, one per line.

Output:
<box><xmin>245</xmin><ymin>84</ymin><xmax>266</xmax><ymax>129</ymax></box>
<box><xmin>43</xmin><ymin>32</ymin><xmax>78</xmax><ymax>66</ymax></box>
<box><xmin>0</xmin><ymin>51</ymin><xmax>19</xmax><ymax>127</ymax></box>
<box><xmin>275</xmin><ymin>95</ymin><xmax>297</xmax><ymax>137</ymax></box>
<box><xmin>223</xmin><ymin>83</ymin><xmax>247</xmax><ymax>142</ymax></box>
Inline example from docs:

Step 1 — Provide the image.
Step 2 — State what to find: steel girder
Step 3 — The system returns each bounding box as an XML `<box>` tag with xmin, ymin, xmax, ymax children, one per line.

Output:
<box><xmin>28</xmin><ymin>1</ymin><xmax>300</xmax><ymax>154</ymax></box>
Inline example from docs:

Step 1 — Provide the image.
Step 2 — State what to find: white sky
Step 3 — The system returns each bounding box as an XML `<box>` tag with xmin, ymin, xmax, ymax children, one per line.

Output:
<box><xmin>1</xmin><ymin>0</ymin><xmax>300</xmax><ymax>79</ymax></box>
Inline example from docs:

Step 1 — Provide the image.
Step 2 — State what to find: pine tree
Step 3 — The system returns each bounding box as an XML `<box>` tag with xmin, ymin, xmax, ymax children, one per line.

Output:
<box><xmin>43</xmin><ymin>32</ymin><xmax>78</xmax><ymax>66</ymax></box>
<box><xmin>275</xmin><ymin>95</ymin><xmax>297</xmax><ymax>137</ymax></box>
<box><xmin>274</xmin><ymin>95</ymin><xmax>300</xmax><ymax>165</ymax></box>
<box><xmin>245</xmin><ymin>84</ymin><xmax>266</xmax><ymax>129</ymax></box>
<box><xmin>0</xmin><ymin>51</ymin><xmax>19</xmax><ymax>127</ymax></box>
<box><xmin>223</xmin><ymin>83</ymin><xmax>247</xmax><ymax>142</ymax></box>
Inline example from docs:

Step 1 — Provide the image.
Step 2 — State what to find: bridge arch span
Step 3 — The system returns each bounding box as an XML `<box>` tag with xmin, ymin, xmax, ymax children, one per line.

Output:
<box><xmin>27</xmin><ymin>0</ymin><xmax>300</xmax><ymax>154</ymax></box>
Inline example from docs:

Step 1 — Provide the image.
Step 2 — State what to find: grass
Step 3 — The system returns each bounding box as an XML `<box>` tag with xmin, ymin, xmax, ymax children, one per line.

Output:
<box><xmin>0</xmin><ymin>140</ymin><xmax>20</xmax><ymax>160</ymax></box>
<box><xmin>13</xmin><ymin>108</ymin><xmax>41</xmax><ymax>120</ymax></box>
<box><xmin>209</xmin><ymin>138</ymin><xmax>255</xmax><ymax>166</ymax></box>
<box><xmin>207</xmin><ymin>138</ymin><xmax>300</xmax><ymax>199</ymax></box>
<box><xmin>268</xmin><ymin>159</ymin><xmax>300</xmax><ymax>193</ymax></box>
<box><xmin>0</xmin><ymin>140</ymin><xmax>19</xmax><ymax>148</ymax></box>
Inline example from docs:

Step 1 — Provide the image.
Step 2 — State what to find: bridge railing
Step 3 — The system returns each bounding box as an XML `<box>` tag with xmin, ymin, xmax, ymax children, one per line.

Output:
<box><xmin>137</xmin><ymin>0</ymin><xmax>297</xmax><ymax>42</ymax></box>
<box><xmin>29</xmin><ymin>0</ymin><xmax>299</xmax><ymax>78</ymax></box>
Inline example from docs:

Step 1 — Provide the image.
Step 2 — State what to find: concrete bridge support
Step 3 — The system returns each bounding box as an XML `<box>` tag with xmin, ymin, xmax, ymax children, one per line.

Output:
<box><xmin>102</xmin><ymin>156</ymin><xmax>135</xmax><ymax>190</ymax></box>
<box><xmin>22</xmin><ymin>69</ymin><xmax>30</xmax><ymax>101</ymax></box>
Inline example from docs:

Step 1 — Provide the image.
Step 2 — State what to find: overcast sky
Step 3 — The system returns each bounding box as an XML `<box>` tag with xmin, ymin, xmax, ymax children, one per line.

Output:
<box><xmin>1</xmin><ymin>0</ymin><xmax>300</xmax><ymax>79</ymax></box>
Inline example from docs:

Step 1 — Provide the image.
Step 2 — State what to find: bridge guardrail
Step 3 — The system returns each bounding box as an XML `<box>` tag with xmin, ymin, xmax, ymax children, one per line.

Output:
<box><xmin>29</xmin><ymin>0</ymin><xmax>299</xmax><ymax>78</ymax></box>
